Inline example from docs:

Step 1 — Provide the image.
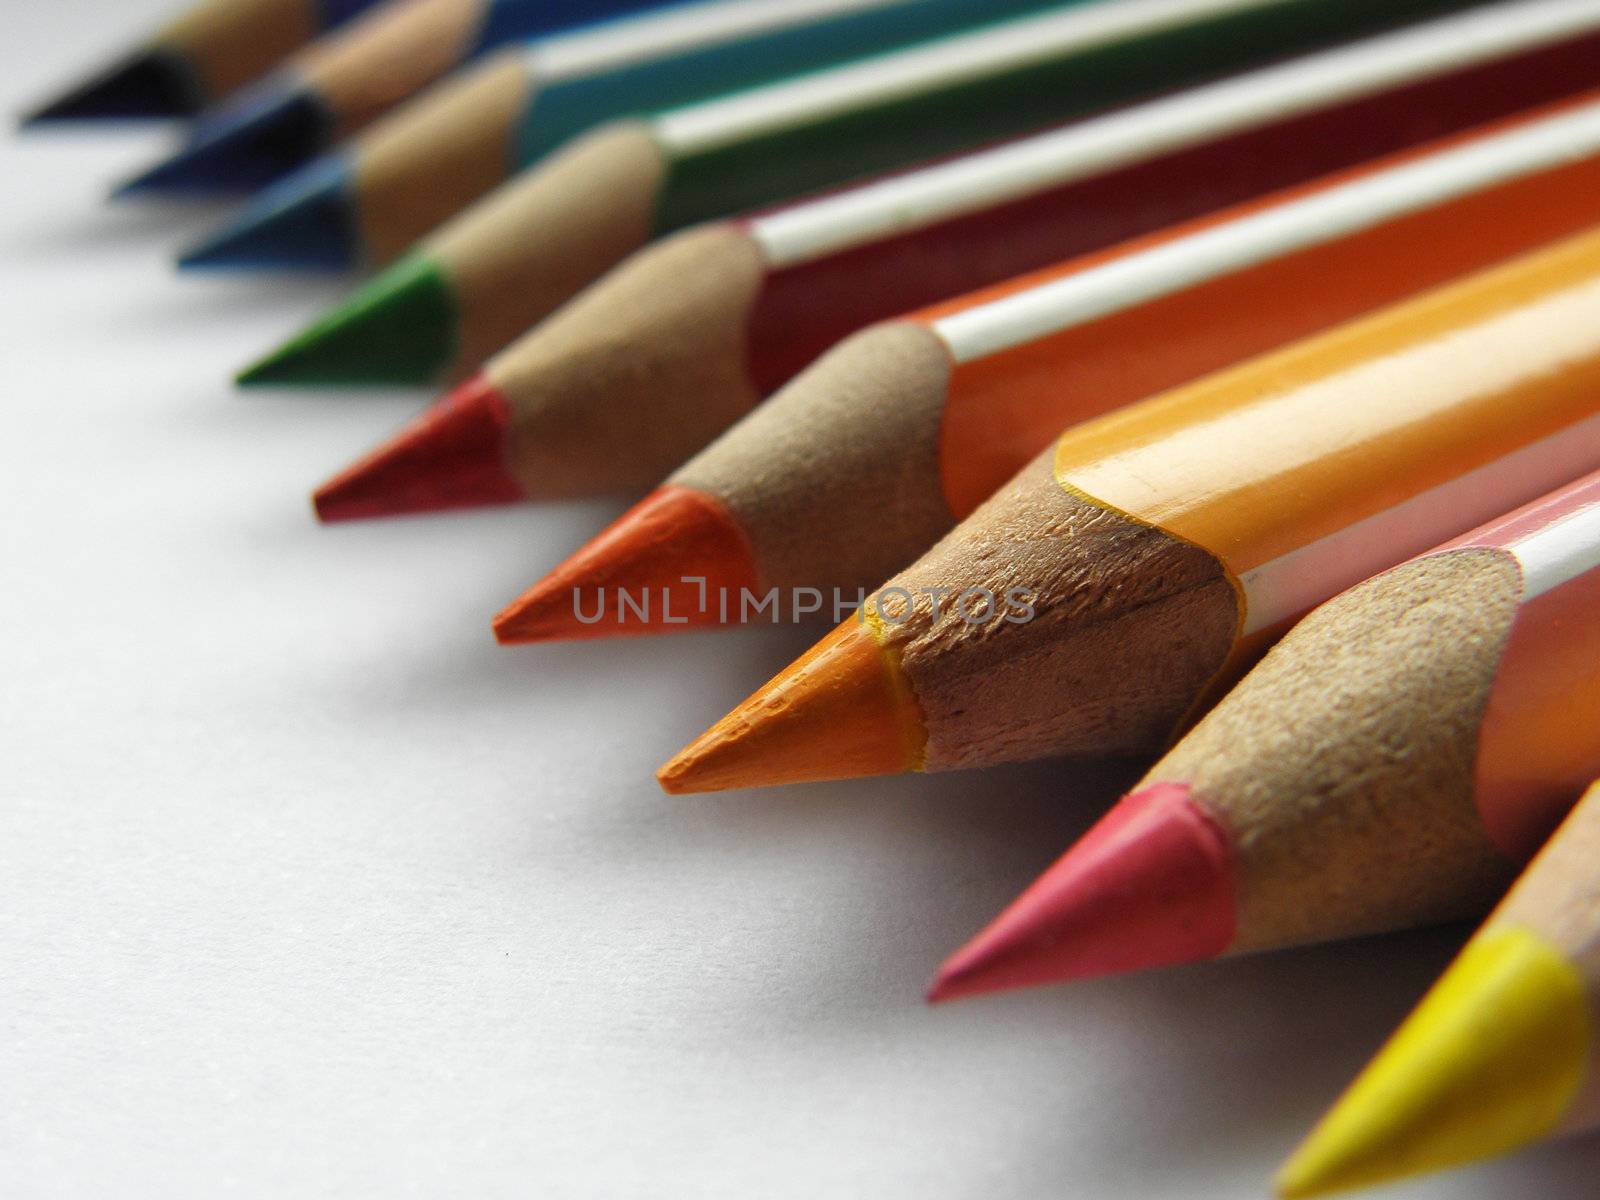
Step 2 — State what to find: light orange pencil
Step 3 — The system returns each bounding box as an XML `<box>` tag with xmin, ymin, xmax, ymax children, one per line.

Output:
<box><xmin>660</xmin><ymin>226</ymin><xmax>1600</xmax><ymax>793</ymax></box>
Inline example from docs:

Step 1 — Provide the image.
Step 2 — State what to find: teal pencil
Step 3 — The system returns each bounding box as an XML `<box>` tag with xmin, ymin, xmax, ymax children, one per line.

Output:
<box><xmin>181</xmin><ymin>0</ymin><xmax>1083</xmax><ymax>271</ymax></box>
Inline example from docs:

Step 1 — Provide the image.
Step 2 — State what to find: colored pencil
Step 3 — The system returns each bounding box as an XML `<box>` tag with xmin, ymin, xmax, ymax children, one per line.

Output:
<box><xmin>1279</xmin><ymin>776</ymin><xmax>1600</xmax><ymax>1198</ymax></box>
<box><xmin>657</xmin><ymin>227</ymin><xmax>1600</xmax><ymax>795</ymax></box>
<box><xmin>490</xmin><ymin>94</ymin><xmax>1600</xmax><ymax>642</ymax></box>
<box><xmin>114</xmin><ymin>0</ymin><xmax>671</xmax><ymax>195</ymax></box>
<box><xmin>19</xmin><ymin>0</ymin><xmax>384</xmax><ymax>125</ymax></box>
<box><xmin>306</xmin><ymin>6</ymin><xmax>1600</xmax><ymax>521</ymax></box>
<box><xmin>929</xmin><ymin>472</ymin><xmax>1600</xmax><ymax>1002</ymax></box>
<box><xmin>239</xmin><ymin>0</ymin><xmax>1494</xmax><ymax>389</ymax></box>
<box><xmin>179</xmin><ymin>0</ymin><xmax>1083</xmax><ymax>271</ymax></box>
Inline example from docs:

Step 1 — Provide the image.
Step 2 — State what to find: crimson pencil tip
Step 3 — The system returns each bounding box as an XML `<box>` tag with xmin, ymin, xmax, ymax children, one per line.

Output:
<box><xmin>493</xmin><ymin>486</ymin><xmax>759</xmax><ymax>644</ymax></box>
<box><xmin>930</xmin><ymin>783</ymin><xmax>1237</xmax><ymax>1001</ymax></box>
<box><xmin>312</xmin><ymin>373</ymin><xmax>526</xmax><ymax>522</ymax></box>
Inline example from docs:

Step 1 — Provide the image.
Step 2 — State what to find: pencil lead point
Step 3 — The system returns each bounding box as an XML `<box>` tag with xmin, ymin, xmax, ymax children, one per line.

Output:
<box><xmin>113</xmin><ymin>83</ymin><xmax>332</xmax><ymax>197</ymax></box>
<box><xmin>494</xmin><ymin>486</ymin><xmax>759</xmax><ymax>644</ymax></box>
<box><xmin>237</xmin><ymin>252</ymin><xmax>457</xmax><ymax>386</ymax></box>
<box><xmin>928</xmin><ymin>783</ymin><xmax>1236</xmax><ymax>1002</ymax></box>
<box><xmin>1276</xmin><ymin>928</ymin><xmax>1589</xmax><ymax>1198</ymax></box>
<box><xmin>657</xmin><ymin>619</ymin><xmax>925</xmax><ymax>794</ymax></box>
<box><xmin>21</xmin><ymin>49</ymin><xmax>201</xmax><ymax>126</ymax></box>
<box><xmin>179</xmin><ymin>154</ymin><xmax>359</xmax><ymax>270</ymax></box>
<box><xmin>312</xmin><ymin>373</ymin><xmax>526</xmax><ymax>522</ymax></box>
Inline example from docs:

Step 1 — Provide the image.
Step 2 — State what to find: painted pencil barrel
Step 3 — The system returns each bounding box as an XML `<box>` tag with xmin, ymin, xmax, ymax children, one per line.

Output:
<box><xmin>658</xmin><ymin>227</ymin><xmax>1600</xmax><ymax>795</ymax></box>
<box><xmin>485</xmin><ymin>87</ymin><xmax>1600</xmax><ymax>651</ymax></box>
<box><xmin>1447</xmin><ymin>497</ymin><xmax>1600</xmax><ymax>863</ymax></box>
<box><xmin>307</xmin><ymin>22</ymin><xmax>1600</xmax><ymax>545</ymax></box>
<box><xmin>920</xmin><ymin>92</ymin><xmax>1600</xmax><ymax>524</ymax></box>
<box><xmin>245</xmin><ymin>0</ymin><xmax>1514</xmax><ymax>386</ymax></box>
<box><xmin>1047</xmin><ymin>249</ymin><xmax>1600</xmax><ymax>649</ymax></box>
<box><xmin>648</xmin><ymin>0</ymin><xmax>1472</xmax><ymax>230</ymax></box>
<box><xmin>507</xmin><ymin>0</ymin><xmax>1090</xmax><ymax>170</ymax></box>
<box><xmin>929</xmin><ymin>474</ymin><xmax>1600</xmax><ymax>1006</ymax></box>
<box><xmin>192</xmin><ymin>0</ymin><xmax>1096</xmax><ymax>270</ymax></box>
<box><xmin>1189</xmin><ymin>480</ymin><xmax>1600</xmax><ymax>952</ymax></box>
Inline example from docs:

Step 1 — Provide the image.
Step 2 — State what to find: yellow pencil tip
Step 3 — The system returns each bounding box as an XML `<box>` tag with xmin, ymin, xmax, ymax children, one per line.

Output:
<box><xmin>1276</xmin><ymin>927</ymin><xmax>1589</xmax><ymax>1197</ymax></box>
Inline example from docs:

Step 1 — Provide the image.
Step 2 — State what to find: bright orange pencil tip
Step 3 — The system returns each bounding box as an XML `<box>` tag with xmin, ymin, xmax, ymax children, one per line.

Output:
<box><xmin>312</xmin><ymin>373</ymin><xmax>527</xmax><ymax>523</ymax></box>
<box><xmin>493</xmin><ymin>485</ymin><xmax>759</xmax><ymax>644</ymax></box>
<box><xmin>656</xmin><ymin>618</ymin><xmax>927</xmax><ymax>795</ymax></box>
<box><xmin>927</xmin><ymin>782</ymin><xmax>1237</xmax><ymax>1002</ymax></box>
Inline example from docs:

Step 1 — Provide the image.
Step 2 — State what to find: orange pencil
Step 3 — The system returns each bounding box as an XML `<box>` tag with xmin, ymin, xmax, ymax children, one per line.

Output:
<box><xmin>660</xmin><ymin>227</ymin><xmax>1600</xmax><ymax>794</ymax></box>
<box><xmin>494</xmin><ymin>92</ymin><xmax>1600</xmax><ymax>642</ymax></box>
<box><xmin>930</xmin><ymin>471</ymin><xmax>1600</xmax><ymax>1001</ymax></box>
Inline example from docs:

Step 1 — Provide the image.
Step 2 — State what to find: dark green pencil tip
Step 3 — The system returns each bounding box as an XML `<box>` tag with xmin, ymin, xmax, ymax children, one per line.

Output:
<box><xmin>236</xmin><ymin>252</ymin><xmax>460</xmax><ymax>387</ymax></box>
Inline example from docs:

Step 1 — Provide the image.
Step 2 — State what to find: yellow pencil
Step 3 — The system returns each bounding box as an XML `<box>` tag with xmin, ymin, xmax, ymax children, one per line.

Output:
<box><xmin>1280</xmin><ymin>777</ymin><xmax>1600</xmax><ymax>1196</ymax></box>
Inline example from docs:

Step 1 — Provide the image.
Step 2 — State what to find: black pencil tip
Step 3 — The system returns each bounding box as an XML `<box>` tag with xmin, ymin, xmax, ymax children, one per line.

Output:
<box><xmin>22</xmin><ymin>48</ymin><xmax>202</xmax><ymax>127</ymax></box>
<box><xmin>112</xmin><ymin>82</ymin><xmax>334</xmax><ymax>197</ymax></box>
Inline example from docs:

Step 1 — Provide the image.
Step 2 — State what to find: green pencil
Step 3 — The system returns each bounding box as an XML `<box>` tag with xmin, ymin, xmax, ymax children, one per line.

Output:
<box><xmin>239</xmin><ymin>0</ymin><xmax>1470</xmax><ymax>388</ymax></box>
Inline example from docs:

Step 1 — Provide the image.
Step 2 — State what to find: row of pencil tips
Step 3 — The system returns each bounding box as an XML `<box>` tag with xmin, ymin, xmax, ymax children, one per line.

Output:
<box><xmin>23</xmin><ymin>0</ymin><xmax>1600</xmax><ymax>1193</ymax></box>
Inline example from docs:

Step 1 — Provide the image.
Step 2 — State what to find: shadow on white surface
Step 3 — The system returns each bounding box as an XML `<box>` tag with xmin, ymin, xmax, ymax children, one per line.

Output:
<box><xmin>3</xmin><ymin>195</ymin><xmax>236</xmax><ymax>256</ymax></box>
<box><xmin>101</xmin><ymin>270</ymin><xmax>354</xmax><ymax>332</ymax></box>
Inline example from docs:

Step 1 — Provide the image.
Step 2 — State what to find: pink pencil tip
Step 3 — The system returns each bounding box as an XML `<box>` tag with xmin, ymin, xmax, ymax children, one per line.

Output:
<box><xmin>929</xmin><ymin>782</ymin><xmax>1238</xmax><ymax>1001</ymax></box>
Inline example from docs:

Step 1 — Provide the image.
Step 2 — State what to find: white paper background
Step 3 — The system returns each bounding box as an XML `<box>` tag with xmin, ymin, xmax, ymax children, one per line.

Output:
<box><xmin>4</xmin><ymin>2</ymin><xmax>1599</xmax><ymax>1195</ymax></box>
